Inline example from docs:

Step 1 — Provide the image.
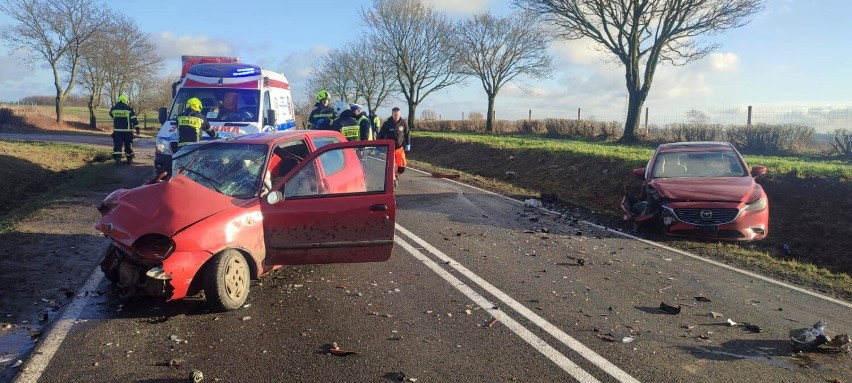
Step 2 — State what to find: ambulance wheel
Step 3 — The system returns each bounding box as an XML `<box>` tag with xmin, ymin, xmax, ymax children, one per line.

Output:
<box><xmin>204</xmin><ymin>250</ymin><xmax>250</xmax><ymax>311</ymax></box>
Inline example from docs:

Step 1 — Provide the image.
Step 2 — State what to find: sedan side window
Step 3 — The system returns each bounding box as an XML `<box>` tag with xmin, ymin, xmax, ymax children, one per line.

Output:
<box><xmin>283</xmin><ymin>145</ymin><xmax>388</xmax><ymax>198</ymax></box>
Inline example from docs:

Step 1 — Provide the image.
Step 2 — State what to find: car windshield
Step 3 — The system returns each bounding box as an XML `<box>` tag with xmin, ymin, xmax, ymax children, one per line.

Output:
<box><xmin>652</xmin><ymin>150</ymin><xmax>747</xmax><ymax>178</ymax></box>
<box><xmin>172</xmin><ymin>143</ymin><xmax>268</xmax><ymax>198</ymax></box>
<box><xmin>168</xmin><ymin>89</ymin><xmax>260</xmax><ymax>123</ymax></box>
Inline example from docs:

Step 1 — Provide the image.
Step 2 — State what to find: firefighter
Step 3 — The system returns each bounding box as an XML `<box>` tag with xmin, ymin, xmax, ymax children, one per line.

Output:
<box><xmin>378</xmin><ymin>107</ymin><xmax>410</xmax><ymax>187</ymax></box>
<box><xmin>351</xmin><ymin>104</ymin><xmax>373</xmax><ymax>140</ymax></box>
<box><xmin>307</xmin><ymin>90</ymin><xmax>336</xmax><ymax>130</ymax></box>
<box><xmin>331</xmin><ymin>101</ymin><xmax>361</xmax><ymax>141</ymax></box>
<box><xmin>109</xmin><ymin>94</ymin><xmax>140</xmax><ymax>165</ymax></box>
<box><xmin>177</xmin><ymin>97</ymin><xmax>217</xmax><ymax>147</ymax></box>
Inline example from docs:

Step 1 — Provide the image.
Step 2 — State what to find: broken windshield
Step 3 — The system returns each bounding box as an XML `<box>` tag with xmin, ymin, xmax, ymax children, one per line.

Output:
<box><xmin>173</xmin><ymin>143</ymin><xmax>268</xmax><ymax>198</ymax></box>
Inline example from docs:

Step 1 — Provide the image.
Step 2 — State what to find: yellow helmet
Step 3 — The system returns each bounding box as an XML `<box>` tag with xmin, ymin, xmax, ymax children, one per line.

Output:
<box><xmin>316</xmin><ymin>90</ymin><xmax>330</xmax><ymax>102</ymax></box>
<box><xmin>186</xmin><ymin>97</ymin><xmax>202</xmax><ymax>112</ymax></box>
<box><xmin>117</xmin><ymin>94</ymin><xmax>129</xmax><ymax>105</ymax></box>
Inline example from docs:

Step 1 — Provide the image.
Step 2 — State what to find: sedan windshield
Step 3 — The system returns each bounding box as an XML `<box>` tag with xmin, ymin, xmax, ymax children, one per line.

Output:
<box><xmin>173</xmin><ymin>143</ymin><xmax>268</xmax><ymax>198</ymax></box>
<box><xmin>652</xmin><ymin>151</ymin><xmax>747</xmax><ymax>178</ymax></box>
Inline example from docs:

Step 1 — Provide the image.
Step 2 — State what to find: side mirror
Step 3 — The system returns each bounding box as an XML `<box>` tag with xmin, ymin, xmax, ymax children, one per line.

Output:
<box><xmin>264</xmin><ymin>109</ymin><xmax>276</xmax><ymax>128</ymax></box>
<box><xmin>266</xmin><ymin>190</ymin><xmax>284</xmax><ymax>205</ymax></box>
<box><xmin>158</xmin><ymin>107</ymin><xmax>167</xmax><ymax>124</ymax></box>
<box><xmin>632</xmin><ymin>167</ymin><xmax>646</xmax><ymax>179</ymax></box>
<box><xmin>752</xmin><ymin>165</ymin><xmax>767</xmax><ymax>177</ymax></box>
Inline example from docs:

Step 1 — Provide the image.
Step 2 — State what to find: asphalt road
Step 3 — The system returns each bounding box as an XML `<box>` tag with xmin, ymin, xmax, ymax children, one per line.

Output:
<box><xmin>4</xmin><ymin>133</ymin><xmax>851</xmax><ymax>383</ymax></box>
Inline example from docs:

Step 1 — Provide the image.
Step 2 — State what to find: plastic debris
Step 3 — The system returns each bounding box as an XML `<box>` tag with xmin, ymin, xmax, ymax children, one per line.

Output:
<box><xmin>524</xmin><ymin>199</ymin><xmax>542</xmax><ymax>208</ymax></box>
<box><xmin>659</xmin><ymin>302</ymin><xmax>681</xmax><ymax>315</ymax></box>
<box><xmin>709</xmin><ymin>311</ymin><xmax>723</xmax><ymax>318</ymax></box>
<box><xmin>11</xmin><ymin>359</ymin><xmax>23</xmax><ymax>368</ymax></box>
<box><xmin>328</xmin><ymin>342</ymin><xmax>359</xmax><ymax>356</ymax></box>
<box><xmin>726</xmin><ymin>319</ymin><xmax>737</xmax><ymax>327</ymax></box>
<box><xmin>621</xmin><ymin>336</ymin><xmax>635</xmax><ymax>343</ymax></box>
<box><xmin>790</xmin><ymin>320</ymin><xmax>829</xmax><ymax>351</ymax></box>
<box><xmin>189</xmin><ymin>369</ymin><xmax>204</xmax><ymax>382</ymax></box>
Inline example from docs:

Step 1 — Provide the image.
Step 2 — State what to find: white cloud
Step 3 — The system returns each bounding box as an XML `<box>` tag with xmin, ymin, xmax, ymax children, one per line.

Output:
<box><xmin>708</xmin><ymin>52</ymin><xmax>740</xmax><ymax>72</ymax></box>
<box><xmin>421</xmin><ymin>0</ymin><xmax>491</xmax><ymax>14</ymax></box>
<box><xmin>273</xmin><ymin>45</ymin><xmax>331</xmax><ymax>102</ymax></box>
<box><xmin>152</xmin><ymin>32</ymin><xmax>233</xmax><ymax>58</ymax></box>
<box><xmin>549</xmin><ymin>39</ymin><xmax>611</xmax><ymax>66</ymax></box>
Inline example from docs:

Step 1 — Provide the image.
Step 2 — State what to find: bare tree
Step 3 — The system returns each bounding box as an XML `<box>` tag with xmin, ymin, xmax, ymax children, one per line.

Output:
<box><xmin>514</xmin><ymin>0</ymin><xmax>764</xmax><ymax>142</ymax></box>
<box><xmin>76</xmin><ymin>28</ymin><xmax>111</xmax><ymax>129</ymax></box>
<box><xmin>458</xmin><ymin>11</ymin><xmax>552</xmax><ymax>132</ymax></box>
<box><xmin>420</xmin><ymin>109</ymin><xmax>437</xmax><ymax>120</ymax></box>
<box><xmin>125</xmin><ymin>75</ymin><xmax>170</xmax><ymax>132</ymax></box>
<box><xmin>347</xmin><ymin>39</ymin><xmax>397</xmax><ymax>114</ymax></box>
<box><xmin>361</xmin><ymin>0</ymin><xmax>465</xmax><ymax>130</ymax></box>
<box><xmin>309</xmin><ymin>49</ymin><xmax>358</xmax><ymax>104</ymax></box>
<box><xmin>102</xmin><ymin>14</ymin><xmax>162</xmax><ymax>105</ymax></box>
<box><xmin>0</xmin><ymin>0</ymin><xmax>110</xmax><ymax>123</ymax></box>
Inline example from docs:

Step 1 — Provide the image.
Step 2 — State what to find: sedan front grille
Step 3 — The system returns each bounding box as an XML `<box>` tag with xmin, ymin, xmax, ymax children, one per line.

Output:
<box><xmin>673</xmin><ymin>208</ymin><xmax>740</xmax><ymax>226</ymax></box>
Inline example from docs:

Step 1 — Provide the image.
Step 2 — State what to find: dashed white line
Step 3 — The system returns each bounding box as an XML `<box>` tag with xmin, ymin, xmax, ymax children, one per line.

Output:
<box><xmin>396</xmin><ymin>224</ymin><xmax>641</xmax><ymax>383</ymax></box>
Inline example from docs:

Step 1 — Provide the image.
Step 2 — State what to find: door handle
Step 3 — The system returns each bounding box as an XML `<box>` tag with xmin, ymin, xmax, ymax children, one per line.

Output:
<box><xmin>370</xmin><ymin>204</ymin><xmax>388</xmax><ymax>212</ymax></box>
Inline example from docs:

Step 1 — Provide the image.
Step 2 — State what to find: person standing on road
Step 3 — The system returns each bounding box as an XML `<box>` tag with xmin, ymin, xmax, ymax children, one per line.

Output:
<box><xmin>177</xmin><ymin>97</ymin><xmax>217</xmax><ymax>147</ymax></box>
<box><xmin>352</xmin><ymin>104</ymin><xmax>373</xmax><ymax>140</ymax></box>
<box><xmin>369</xmin><ymin>109</ymin><xmax>381</xmax><ymax>140</ymax></box>
<box><xmin>307</xmin><ymin>90</ymin><xmax>336</xmax><ymax>130</ymax></box>
<box><xmin>378</xmin><ymin>107</ymin><xmax>410</xmax><ymax>186</ymax></box>
<box><xmin>331</xmin><ymin>101</ymin><xmax>361</xmax><ymax>141</ymax></box>
<box><xmin>109</xmin><ymin>94</ymin><xmax>140</xmax><ymax>165</ymax></box>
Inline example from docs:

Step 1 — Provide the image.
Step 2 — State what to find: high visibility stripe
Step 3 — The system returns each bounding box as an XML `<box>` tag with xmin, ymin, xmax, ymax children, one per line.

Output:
<box><xmin>177</xmin><ymin>116</ymin><xmax>203</xmax><ymax>129</ymax></box>
<box><xmin>341</xmin><ymin>125</ymin><xmax>360</xmax><ymax>140</ymax></box>
<box><xmin>113</xmin><ymin>128</ymin><xmax>132</xmax><ymax>132</ymax></box>
<box><xmin>111</xmin><ymin>110</ymin><xmax>130</xmax><ymax>118</ymax></box>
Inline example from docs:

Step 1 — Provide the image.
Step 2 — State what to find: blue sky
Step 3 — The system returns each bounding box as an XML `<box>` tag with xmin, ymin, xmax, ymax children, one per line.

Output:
<box><xmin>0</xmin><ymin>0</ymin><xmax>850</xmax><ymax>129</ymax></box>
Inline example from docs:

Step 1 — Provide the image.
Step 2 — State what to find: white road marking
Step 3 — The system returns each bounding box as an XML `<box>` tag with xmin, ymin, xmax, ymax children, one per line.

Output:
<box><xmin>409</xmin><ymin>167</ymin><xmax>852</xmax><ymax>309</ymax></box>
<box><xmin>394</xmin><ymin>235</ymin><xmax>602</xmax><ymax>383</ymax></box>
<box><xmin>13</xmin><ymin>265</ymin><xmax>105</xmax><ymax>383</ymax></box>
<box><xmin>396</xmin><ymin>225</ymin><xmax>641</xmax><ymax>383</ymax></box>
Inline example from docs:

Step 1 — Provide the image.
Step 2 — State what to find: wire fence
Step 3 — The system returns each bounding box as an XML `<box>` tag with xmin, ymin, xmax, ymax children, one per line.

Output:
<box><xmin>507</xmin><ymin>104</ymin><xmax>852</xmax><ymax>134</ymax></box>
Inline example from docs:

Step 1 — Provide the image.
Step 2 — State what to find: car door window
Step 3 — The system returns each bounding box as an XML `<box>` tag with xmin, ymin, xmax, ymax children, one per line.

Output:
<box><xmin>283</xmin><ymin>144</ymin><xmax>389</xmax><ymax>197</ymax></box>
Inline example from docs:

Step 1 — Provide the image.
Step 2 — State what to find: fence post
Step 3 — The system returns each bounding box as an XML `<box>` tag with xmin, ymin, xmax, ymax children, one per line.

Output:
<box><xmin>644</xmin><ymin>107</ymin><xmax>649</xmax><ymax>134</ymax></box>
<box><xmin>577</xmin><ymin>108</ymin><xmax>581</xmax><ymax>120</ymax></box>
<box><xmin>528</xmin><ymin>109</ymin><xmax>531</xmax><ymax>121</ymax></box>
<box><xmin>747</xmin><ymin>105</ymin><xmax>752</xmax><ymax>126</ymax></box>
<box><xmin>462</xmin><ymin>112</ymin><xmax>465</xmax><ymax>120</ymax></box>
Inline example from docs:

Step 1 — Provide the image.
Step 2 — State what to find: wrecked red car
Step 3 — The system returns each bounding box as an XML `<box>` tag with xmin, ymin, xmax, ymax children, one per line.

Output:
<box><xmin>96</xmin><ymin>130</ymin><xmax>396</xmax><ymax>310</ymax></box>
<box><xmin>621</xmin><ymin>141</ymin><xmax>768</xmax><ymax>241</ymax></box>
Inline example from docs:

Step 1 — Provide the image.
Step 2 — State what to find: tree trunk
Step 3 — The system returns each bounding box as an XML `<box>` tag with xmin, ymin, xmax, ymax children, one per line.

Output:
<box><xmin>407</xmin><ymin>101</ymin><xmax>417</xmax><ymax>131</ymax></box>
<box><xmin>621</xmin><ymin>89</ymin><xmax>645</xmax><ymax>143</ymax></box>
<box><xmin>485</xmin><ymin>95</ymin><xmax>496</xmax><ymax>133</ymax></box>
<box><xmin>54</xmin><ymin>95</ymin><xmax>63</xmax><ymax>124</ymax></box>
<box><xmin>88</xmin><ymin>95</ymin><xmax>97</xmax><ymax>130</ymax></box>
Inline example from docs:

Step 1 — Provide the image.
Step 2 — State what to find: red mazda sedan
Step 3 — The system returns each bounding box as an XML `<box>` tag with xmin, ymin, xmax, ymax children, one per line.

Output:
<box><xmin>621</xmin><ymin>141</ymin><xmax>768</xmax><ymax>241</ymax></box>
<box><xmin>96</xmin><ymin>130</ymin><xmax>397</xmax><ymax>310</ymax></box>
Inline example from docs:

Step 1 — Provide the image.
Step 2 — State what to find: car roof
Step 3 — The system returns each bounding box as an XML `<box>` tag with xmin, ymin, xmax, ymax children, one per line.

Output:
<box><xmin>220</xmin><ymin>130</ymin><xmax>344</xmax><ymax>145</ymax></box>
<box><xmin>657</xmin><ymin>141</ymin><xmax>735</xmax><ymax>153</ymax></box>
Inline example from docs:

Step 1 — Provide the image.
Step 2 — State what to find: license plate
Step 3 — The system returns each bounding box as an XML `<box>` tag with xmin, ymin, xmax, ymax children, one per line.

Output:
<box><xmin>696</xmin><ymin>225</ymin><xmax>719</xmax><ymax>236</ymax></box>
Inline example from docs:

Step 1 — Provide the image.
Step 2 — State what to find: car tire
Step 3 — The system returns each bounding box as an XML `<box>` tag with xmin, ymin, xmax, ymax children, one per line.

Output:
<box><xmin>203</xmin><ymin>250</ymin><xmax>250</xmax><ymax>311</ymax></box>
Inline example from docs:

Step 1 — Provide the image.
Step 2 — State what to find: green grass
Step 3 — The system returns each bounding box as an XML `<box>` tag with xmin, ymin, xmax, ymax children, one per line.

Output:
<box><xmin>0</xmin><ymin>140</ymin><xmax>118</xmax><ymax>233</ymax></box>
<box><xmin>33</xmin><ymin>105</ymin><xmax>160</xmax><ymax>128</ymax></box>
<box><xmin>415</xmin><ymin>131</ymin><xmax>852</xmax><ymax>179</ymax></box>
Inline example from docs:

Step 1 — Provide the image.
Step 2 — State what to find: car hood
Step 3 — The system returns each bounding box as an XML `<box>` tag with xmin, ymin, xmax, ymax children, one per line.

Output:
<box><xmin>96</xmin><ymin>175</ymin><xmax>243</xmax><ymax>243</ymax></box>
<box><xmin>649</xmin><ymin>177</ymin><xmax>756</xmax><ymax>202</ymax></box>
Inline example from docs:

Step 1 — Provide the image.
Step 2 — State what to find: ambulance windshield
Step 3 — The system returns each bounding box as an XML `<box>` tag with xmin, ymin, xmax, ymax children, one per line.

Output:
<box><xmin>169</xmin><ymin>89</ymin><xmax>260</xmax><ymax>123</ymax></box>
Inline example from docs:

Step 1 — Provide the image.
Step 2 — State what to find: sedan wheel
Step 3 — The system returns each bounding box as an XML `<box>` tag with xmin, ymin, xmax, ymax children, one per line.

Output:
<box><xmin>204</xmin><ymin>250</ymin><xmax>250</xmax><ymax>311</ymax></box>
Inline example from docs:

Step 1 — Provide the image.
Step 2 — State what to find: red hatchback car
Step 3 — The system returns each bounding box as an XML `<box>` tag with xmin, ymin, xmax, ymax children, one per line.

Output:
<box><xmin>96</xmin><ymin>130</ymin><xmax>396</xmax><ymax>310</ymax></box>
<box><xmin>621</xmin><ymin>141</ymin><xmax>769</xmax><ymax>241</ymax></box>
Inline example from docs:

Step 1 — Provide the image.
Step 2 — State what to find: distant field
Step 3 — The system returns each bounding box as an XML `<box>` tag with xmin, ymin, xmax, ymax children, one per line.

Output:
<box><xmin>31</xmin><ymin>105</ymin><xmax>160</xmax><ymax>130</ymax></box>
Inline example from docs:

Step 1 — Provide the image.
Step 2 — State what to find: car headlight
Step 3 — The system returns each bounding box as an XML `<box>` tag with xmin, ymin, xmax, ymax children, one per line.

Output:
<box><xmin>156</xmin><ymin>137</ymin><xmax>172</xmax><ymax>155</ymax></box>
<box><xmin>745</xmin><ymin>197</ymin><xmax>767</xmax><ymax>211</ymax></box>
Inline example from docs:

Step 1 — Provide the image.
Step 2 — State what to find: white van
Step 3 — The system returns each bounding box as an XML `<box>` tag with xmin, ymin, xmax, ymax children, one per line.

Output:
<box><xmin>155</xmin><ymin>61</ymin><xmax>296</xmax><ymax>176</ymax></box>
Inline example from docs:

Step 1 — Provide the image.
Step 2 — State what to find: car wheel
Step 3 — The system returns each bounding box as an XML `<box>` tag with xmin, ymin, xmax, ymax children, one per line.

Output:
<box><xmin>204</xmin><ymin>250</ymin><xmax>250</xmax><ymax>311</ymax></box>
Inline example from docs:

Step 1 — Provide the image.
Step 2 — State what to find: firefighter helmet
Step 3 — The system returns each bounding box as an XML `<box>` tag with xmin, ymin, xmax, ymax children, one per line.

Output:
<box><xmin>316</xmin><ymin>90</ymin><xmax>330</xmax><ymax>102</ymax></box>
<box><xmin>186</xmin><ymin>97</ymin><xmax>203</xmax><ymax>113</ymax></box>
<box><xmin>117</xmin><ymin>94</ymin><xmax>129</xmax><ymax>105</ymax></box>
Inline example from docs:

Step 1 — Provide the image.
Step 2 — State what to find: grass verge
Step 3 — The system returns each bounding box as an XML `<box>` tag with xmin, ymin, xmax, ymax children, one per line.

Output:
<box><xmin>0</xmin><ymin>139</ymin><xmax>118</xmax><ymax>233</ymax></box>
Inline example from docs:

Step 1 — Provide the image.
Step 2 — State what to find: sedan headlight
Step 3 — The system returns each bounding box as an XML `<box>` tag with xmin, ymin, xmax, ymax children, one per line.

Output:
<box><xmin>156</xmin><ymin>137</ymin><xmax>172</xmax><ymax>155</ymax></box>
<box><xmin>745</xmin><ymin>197</ymin><xmax>767</xmax><ymax>212</ymax></box>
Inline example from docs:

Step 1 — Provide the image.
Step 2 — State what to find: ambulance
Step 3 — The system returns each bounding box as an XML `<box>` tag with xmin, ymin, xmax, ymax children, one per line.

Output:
<box><xmin>155</xmin><ymin>56</ymin><xmax>297</xmax><ymax>176</ymax></box>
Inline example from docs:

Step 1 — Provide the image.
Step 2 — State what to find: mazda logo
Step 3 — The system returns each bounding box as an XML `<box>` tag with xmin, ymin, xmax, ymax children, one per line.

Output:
<box><xmin>700</xmin><ymin>210</ymin><xmax>713</xmax><ymax>219</ymax></box>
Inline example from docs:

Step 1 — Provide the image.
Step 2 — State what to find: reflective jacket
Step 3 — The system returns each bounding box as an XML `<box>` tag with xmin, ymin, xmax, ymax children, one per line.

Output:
<box><xmin>307</xmin><ymin>102</ymin><xmax>336</xmax><ymax>130</ymax></box>
<box><xmin>332</xmin><ymin>109</ymin><xmax>361</xmax><ymax>141</ymax></box>
<box><xmin>110</xmin><ymin>102</ymin><xmax>139</xmax><ymax>133</ymax></box>
<box><xmin>356</xmin><ymin>113</ymin><xmax>373</xmax><ymax>140</ymax></box>
<box><xmin>177</xmin><ymin>109</ymin><xmax>217</xmax><ymax>146</ymax></box>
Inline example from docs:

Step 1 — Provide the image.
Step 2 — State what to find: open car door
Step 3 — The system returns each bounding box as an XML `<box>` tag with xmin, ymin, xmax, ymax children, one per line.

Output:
<box><xmin>261</xmin><ymin>139</ymin><xmax>396</xmax><ymax>266</ymax></box>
